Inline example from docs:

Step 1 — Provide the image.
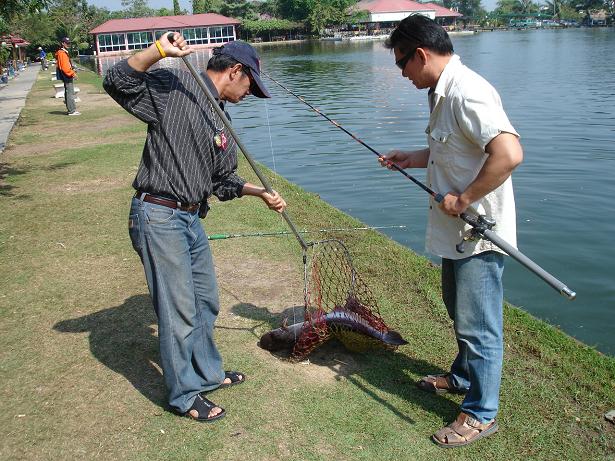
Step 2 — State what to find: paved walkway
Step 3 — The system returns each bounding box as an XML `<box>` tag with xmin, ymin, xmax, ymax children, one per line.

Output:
<box><xmin>0</xmin><ymin>65</ymin><xmax>40</xmax><ymax>154</ymax></box>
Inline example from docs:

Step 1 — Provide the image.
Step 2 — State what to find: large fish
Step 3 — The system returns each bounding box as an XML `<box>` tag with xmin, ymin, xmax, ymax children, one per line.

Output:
<box><xmin>259</xmin><ymin>306</ymin><xmax>408</xmax><ymax>354</ymax></box>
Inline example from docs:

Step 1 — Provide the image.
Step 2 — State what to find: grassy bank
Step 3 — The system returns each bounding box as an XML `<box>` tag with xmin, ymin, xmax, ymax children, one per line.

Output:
<box><xmin>1</xmin><ymin>69</ymin><xmax>613</xmax><ymax>460</ymax></box>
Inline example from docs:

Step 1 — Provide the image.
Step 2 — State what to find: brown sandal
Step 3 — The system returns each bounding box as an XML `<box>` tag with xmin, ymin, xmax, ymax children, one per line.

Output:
<box><xmin>432</xmin><ymin>412</ymin><xmax>498</xmax><ymax>448</ymax></box>
<box><xmin>416</xmin><ymin>373</ymin><xmax>467</xmax><ymax>394</ymax></box>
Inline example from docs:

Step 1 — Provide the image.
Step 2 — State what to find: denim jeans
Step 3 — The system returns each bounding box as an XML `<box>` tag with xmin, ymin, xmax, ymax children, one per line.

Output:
<box><xmin>441</xmin><ymin>251</ymin><xmax>505</xmax><ymax>423</ymax></box>
<box><xmin>128</xmin><ymin>197</ymin><xmax>225</xmax><ymax>413</ymax></box>
<box><xmin>64</xmin><ymin>80</ymin><xmax>76</xmax><ymax>114</ymax></box>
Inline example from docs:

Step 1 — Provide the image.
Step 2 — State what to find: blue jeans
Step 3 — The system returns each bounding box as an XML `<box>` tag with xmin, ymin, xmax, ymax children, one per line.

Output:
<box><xmin>128</xmin><ymin>197</ymin><xmax>225</xmax><ymax>413</ymax></box>
<box><xmin>441</xmin><ymin>251</ymin><xmax>505</xmax><ymax>423</ymax></box>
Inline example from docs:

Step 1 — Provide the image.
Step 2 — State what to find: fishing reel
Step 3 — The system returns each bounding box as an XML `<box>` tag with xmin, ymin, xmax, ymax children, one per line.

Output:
<box><xmin>456</xmin><ymin>212</ymin><xmax>496</xmax><ymax>253</ymax></box>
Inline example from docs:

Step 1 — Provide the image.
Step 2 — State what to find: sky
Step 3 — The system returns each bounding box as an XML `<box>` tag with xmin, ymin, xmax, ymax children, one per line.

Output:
<box><xmin>88</xmin><ymin>0</ymin><xmax>192</xmax><ymax>12</ymax></box>
<box><xmin>88</xmin><ymin>0</ymin><xmax>501</xmax><ymax>13</ymax></box>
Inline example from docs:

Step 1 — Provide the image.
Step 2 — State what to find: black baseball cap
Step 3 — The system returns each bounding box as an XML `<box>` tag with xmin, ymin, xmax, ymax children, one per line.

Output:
<box><xmin>214</xmin><ymin>41</ymin><xmax>271</xmax><ymax>98</ymax></box>
<box><xmin>61</xmin><ymin>37</ymin><xmax>70</xmax><ymax>44</ymax></box>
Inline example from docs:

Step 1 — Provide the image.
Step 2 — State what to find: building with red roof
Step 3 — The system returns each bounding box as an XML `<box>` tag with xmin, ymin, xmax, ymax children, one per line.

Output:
<box><xmin>421</xmin><ymin>2</ymin><xmax>463</xmax><ymax>20</ymax></box>
<box><xmin>90</xmin><ymin>13</ymin><xmax>240</xmax><ymax>57</ymax></box>
<box><xmin>352</xmin><ymin>0</ymin><xmax>462</xmax><ymax>28</ymax></box>
<box><xmin>0</xmin><ymin>34</ymin><xmax>31</xmax><ymax>65</ymax></box>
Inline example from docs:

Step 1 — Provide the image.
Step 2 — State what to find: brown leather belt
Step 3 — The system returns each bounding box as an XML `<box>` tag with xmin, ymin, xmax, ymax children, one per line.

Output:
<box><xmin>135</xmin><ymin>191</ymin><xmax>200</xmax><ymax>213</ymax></box>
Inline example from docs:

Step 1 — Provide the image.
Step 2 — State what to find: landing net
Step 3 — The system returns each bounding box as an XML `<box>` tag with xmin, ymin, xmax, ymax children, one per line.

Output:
<box><xmin>291</xmin><ymin>239</ymin><xmax>391</xmax><ymax>360</ymax></box>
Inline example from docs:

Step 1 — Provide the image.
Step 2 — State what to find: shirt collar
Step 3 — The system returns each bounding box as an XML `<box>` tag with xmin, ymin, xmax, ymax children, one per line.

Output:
<box><xmin>432</xmin><ymin>54</ymin><xmax>461</xmax><ymax>99</ymax></box>
<box><xmin>200</xmin><ymin>71</ymin><xmax>225</xmax><ymax>109</ymax></box>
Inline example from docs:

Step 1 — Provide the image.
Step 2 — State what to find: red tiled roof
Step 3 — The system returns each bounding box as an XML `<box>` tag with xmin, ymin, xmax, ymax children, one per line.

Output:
<box><xmin>90</xmin><ymin>13</ymin><xmax>240</xmax><ymax>34</ymax></box>
<box><xmin>0</xmin><ymin>34</ymin><xmax>31</xmax><ymax>47</ymax></box>
<box><xmin>421</xmin><ymin>2</ymin><xmax>463</xmax><ymax>17</ymax></box>
<box><xmin>354</xmin><ymin>0</ymin><xmax>435</xmax><ymax>14</ymax></box>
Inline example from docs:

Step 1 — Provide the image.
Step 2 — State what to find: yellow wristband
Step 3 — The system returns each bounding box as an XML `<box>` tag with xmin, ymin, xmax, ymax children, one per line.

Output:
<box><xmin>155</xmin><ymin>40</ymin><xmax>166</xmax><ymax>58</ymax></box>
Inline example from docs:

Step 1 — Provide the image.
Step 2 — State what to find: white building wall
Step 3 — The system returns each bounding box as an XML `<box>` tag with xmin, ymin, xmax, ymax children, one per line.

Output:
<box><xmin>369</xmin><ymin>10</ymin><xmax>436</xmax><ymax>22</ymax></box>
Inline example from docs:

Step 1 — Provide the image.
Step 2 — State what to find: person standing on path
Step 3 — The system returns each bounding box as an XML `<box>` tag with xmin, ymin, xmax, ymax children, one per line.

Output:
<box><xmin>55</xmin><ymin>37</ymin><xmax>79</xmax><ymax>116</ymax></box>
<box><xmin>37</xmin><ymin>47</ymin><xmax>48</xmax><ymax>70</ymax></box>
<box><xmin>380</xmin><ymin>15</ymin><xmax>523</xmax><ymax>447</ymax></box>
<box><xmin>104</xmin><ymin>32</ymin><xmax>287</xmax><ymax>422</ymax></box>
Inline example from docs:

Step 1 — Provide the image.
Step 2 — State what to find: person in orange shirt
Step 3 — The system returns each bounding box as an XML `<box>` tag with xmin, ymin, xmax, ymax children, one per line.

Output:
<box><xmin>55</xmin><ymin>37</ymin><xmax>79</xmax><ymax>116</ymax></box>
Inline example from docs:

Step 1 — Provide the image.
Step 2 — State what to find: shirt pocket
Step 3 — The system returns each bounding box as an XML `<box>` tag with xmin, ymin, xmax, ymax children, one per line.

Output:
<box><xmin>428</xmin><ymin>127</ymin><xmax>454</xmax><ymax>168</ymax></box>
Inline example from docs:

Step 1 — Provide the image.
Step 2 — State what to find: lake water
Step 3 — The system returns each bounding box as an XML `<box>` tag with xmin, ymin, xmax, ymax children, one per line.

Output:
<box><xmin>95</xmin><ymin>29</ymin><xmax>615</xmax><ymax>355</ymax></box>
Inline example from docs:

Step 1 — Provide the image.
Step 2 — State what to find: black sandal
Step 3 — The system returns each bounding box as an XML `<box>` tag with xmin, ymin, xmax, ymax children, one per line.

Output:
<box><xmin>184</xmin><ymin>394</ymin><xmax>225</xmax><ymax>422</ymax></box>
<box><xmin>219</xmin><ymin>370</ymin><xmax>246</xmax><ymax>389</ymax></box>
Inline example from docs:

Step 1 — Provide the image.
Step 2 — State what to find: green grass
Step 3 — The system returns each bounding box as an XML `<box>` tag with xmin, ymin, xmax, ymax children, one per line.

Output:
<box><xmin>0</xmin><ymin>68</ymin><xmax>614</xmax><ymax>460</ymax></box>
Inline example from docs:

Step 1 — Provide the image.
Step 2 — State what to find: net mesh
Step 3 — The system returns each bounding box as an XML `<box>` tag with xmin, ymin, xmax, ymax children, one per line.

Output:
<box><xmin>290</xmin><ymin>239</ymin><xmax>396</xmax><ymax>361</ymax></box>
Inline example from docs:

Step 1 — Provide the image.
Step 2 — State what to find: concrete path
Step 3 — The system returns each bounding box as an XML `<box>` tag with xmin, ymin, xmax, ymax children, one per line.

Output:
<box><xmin>0</xmin><ymin>65</ymin><xmax>40</xmax><ymax>155</ymax></box>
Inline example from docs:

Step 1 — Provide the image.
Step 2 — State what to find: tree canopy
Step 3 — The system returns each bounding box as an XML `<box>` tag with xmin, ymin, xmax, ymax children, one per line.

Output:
<box><xmin>1</xmin><ymin>0</ymin><xmax>49</xmax><ymax>22</ymax></box>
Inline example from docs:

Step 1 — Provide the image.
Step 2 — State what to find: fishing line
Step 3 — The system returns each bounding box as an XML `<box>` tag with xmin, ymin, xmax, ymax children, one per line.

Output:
<box><xmin>263</xmin><ymin>99</ymin><xmax>277</xmax><ymax>175</ymax></box>
<box><xmin>263</xmin><ymin>72</ymin><xmax>438</xmax><ymax>199</ymax></box>
<box><xmin>207</xmin><ymin>225</ymin><xmax>408</xmax><ymax>240</ymax></box>
<box><xmin>263</xmin><ymin>72</ymin><xmax>576</xmax><ymax>300</ymax></box>
<box><xmin>264</xmin><ymin>88</ymin><xmax>297</xmax><ymax>333</ymax></box>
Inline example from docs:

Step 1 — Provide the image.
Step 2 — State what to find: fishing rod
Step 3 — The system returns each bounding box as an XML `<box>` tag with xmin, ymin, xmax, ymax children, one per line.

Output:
<box><xmin>264</xmin><ymin>72</ymin><xmax>577</xmax><ymax>300</ymax></box>
<box><xmin>263</xmin><ymin>72</ymin><xmax>436</xmax><ymax>199</ymax></box>
<box><xmin>168</xmin><ymin>34</ymin><xmax>308</xmax><ymax>252</ymax></box>
<box><xmin>208</xmin><ymin>225</ymin><xmax>407</xmax><ymax>240</ymax></box>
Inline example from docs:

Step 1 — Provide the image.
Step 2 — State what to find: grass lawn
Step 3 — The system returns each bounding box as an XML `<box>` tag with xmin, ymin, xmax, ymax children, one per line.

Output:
<box><xmin>1</xmin><ymin>68</ymin><xmax>614</xmax><ymax>460</ymax></box>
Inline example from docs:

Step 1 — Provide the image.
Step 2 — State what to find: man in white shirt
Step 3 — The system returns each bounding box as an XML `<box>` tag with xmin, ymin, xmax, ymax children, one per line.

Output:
<box><xmin>380</xmin><ymin>15</ymin><xmax>523</xmax><ymax>447</ymax></box>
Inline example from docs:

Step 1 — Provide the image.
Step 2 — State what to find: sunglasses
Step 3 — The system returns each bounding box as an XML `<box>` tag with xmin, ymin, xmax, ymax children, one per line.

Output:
<box><xmin>395</xmin><ymin>48</ymin><xmax>416</xmax><ymax>70</ymax></box>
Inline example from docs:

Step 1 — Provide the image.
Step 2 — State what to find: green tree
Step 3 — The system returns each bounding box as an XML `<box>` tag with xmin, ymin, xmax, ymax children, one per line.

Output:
<box><xmin>121</xmin><ymin>0</ymin><xmax>154</xmax><ymax>17</ymax></box>
<box><xmin>0</xmin><ymin>16</ymin><xmax>9</xmax><ymax>34</ymax></box>
<box><xmin>155</xmin><ymin>7</ymin><xmax>175</xmax><ymax>15</ymax></box>
<box><xmin>9</xmin><ymin>11</ymin><xmax>56</xmax><ymax>48</ymax></box>
<box><xmin>276</xmin><ymin>0</ymin><xmax>311</xmax><ymax>20</ymax></box>
<box><xmin>254</xmin><ymin>0</ymin><xmax>278</xmax><ymax>16</ymax></box>
<box><xmin>308</xmin><ymin>1</ymin><xmax>337</xmax><ymax>34</ymax></box>
<box><xmin>306</xmin><ymin>0</ymin><xmax>367</xmax><ymax>33</ymax></box>
<box><xmin>193</xmin><ymin>0</ymin><xmax>204</xmax><ymax>13</ymax></box>
<box><xmin>543</xmin><ymin>0</ymin><xmax>561</xmax><ymax>16</ymax></box>
<box><xmin>557</xmin><ymin>3</ymin><xmax>583</xmax><ymax>19</ymax></box>
<box><xmin>1</xmin><ymin>0</ymin><xmax>49</xmax><ymax>22</ymax></box>
<box><xmin>48</xmin><ymin>0</ymin><xmax>87</xmax><ymax>49</ymax></box>
<box><xmin>444</xmin><ymin>0</ymin><xmax>485</xmax><ymax>18</ymax></box>
<box><xmin>174</xmin><ymin>0</ymin><xmax>181</xmax><ymax>14</ymax></box>
<box><xmin>219</xmin><ymin>0</ymin><xmax>257</xmax><ymax>19</ymax></box>
<box><xmin>240</xmin><ymin>18</ymin><xmax>303</xmax><ymax>39</ymax></box>
<box><xmin>275</xmin><ymin>0</ymin><xmax>362</xmax><ymax>31</ymax></box>
<box><xmin>494</xmin><ymin>0</ymin><xmax>532</xmax><ymax>14</ymax></box>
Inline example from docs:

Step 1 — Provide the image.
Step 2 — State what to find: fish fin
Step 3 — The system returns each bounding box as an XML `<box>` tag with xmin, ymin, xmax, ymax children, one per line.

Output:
<box><xmin>383</xmin><ymin>330</ymin><xmax>409</xmax><ymax>346</ymax></box>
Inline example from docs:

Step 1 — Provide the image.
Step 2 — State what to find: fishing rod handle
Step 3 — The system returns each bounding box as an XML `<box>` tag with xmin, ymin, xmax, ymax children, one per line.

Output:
<box><xmin>480</xmin><ymin>227</ymin><xmax>576</xmax><ymax>300</ymax></box>
<box><xmin>437</xmin><ymin>193</ymin><xmax>574</xmax><ymax>299</ymax></box>
<box><xmin>208</xmin><ymin>234</ymin><xmax>234</xmax><ymax>240</ymax></box>
<box><xmin>169</xmin><ymin>36</ymin><xmax>308</xmax><ymax>250</ymax></box>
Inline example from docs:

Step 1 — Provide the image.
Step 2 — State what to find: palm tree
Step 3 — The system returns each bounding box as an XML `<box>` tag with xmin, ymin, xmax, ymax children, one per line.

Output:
<box><xmin>544</xmin><ymin>0</ymin><xmax>561</xmax><ymax>17</ymax></box>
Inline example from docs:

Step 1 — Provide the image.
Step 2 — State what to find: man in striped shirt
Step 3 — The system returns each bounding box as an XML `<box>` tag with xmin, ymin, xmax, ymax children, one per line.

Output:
<box><xmin>104</xmin><ymin>33</ymin><xmax>286</xmax><ymax>422</ymax></box>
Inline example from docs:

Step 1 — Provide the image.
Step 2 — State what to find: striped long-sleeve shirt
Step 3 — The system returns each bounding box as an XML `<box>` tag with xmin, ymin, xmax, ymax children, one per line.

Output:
<box><xmin>103</xmin><ymin>59</ymin><xmax>246</xmax><ymax>215</ymax></box>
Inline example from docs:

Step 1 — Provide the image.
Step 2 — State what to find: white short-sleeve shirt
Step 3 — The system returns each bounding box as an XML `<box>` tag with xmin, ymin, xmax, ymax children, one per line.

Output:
<box><xmin>425</xmin><ymin>55</ymin><xmax>519</xmax><ymax>260</ymax></box>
